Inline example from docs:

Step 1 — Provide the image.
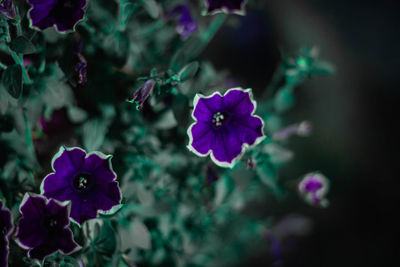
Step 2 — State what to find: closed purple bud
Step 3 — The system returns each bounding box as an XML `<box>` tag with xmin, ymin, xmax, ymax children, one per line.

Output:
<box><xmin>0</xmin><ymin>0</ymin><xmax>16</xmax><ymax>20</ymax></box>
<box><xmin>273</xmin><ymin>121</ymin><xmax>312</xmax><ymax>141</ymax></box>
<box><xmin>128</xmin><ymin>79</ymin><xmax>156</xmax><ymax>110</ymax></box>
<box><xmin>75</xmin><ymin>53</ymin><xmax>87</xmax><ymax>84</ymax></box>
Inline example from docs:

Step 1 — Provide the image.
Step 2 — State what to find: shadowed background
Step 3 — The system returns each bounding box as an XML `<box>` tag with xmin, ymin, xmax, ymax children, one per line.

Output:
<box><xmin>203</xmin><ymin>0</ymin><xmax>399</xmax><ymax>266</ymax></box>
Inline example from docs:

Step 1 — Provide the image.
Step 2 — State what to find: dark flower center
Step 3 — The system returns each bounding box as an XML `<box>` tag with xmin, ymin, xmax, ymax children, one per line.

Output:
<box><xmin>73</xmin><ymin>173</ymin><xmax>92</xmax><ymax>191</ymax></box>
<box><xmin>42</xmin><ymin>216</ymin><xmax>60</xmax><ymax>233</ymax></box>
<box><xmin>212</xmin><ymin>112</ymin><xmax>227</xmax><ymax>127</ymax></box>
<box><xmin>62</xmin><ymin>0</ymin><xmax>74</xmax><ymax>8</ymax></box>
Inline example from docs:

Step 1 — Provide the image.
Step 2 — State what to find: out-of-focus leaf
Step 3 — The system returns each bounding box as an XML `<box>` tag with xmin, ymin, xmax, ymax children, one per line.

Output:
<box><xmin>67</xmin><ymin>106</ymin><xmax>88</xmax><ymax>123</ymax></box>
<box><xmin>153</xmin><ymin>110</ymin><xmax>177</xmax><ymax>130</ymax></box>
<box><xmin>274</xmin><ymin>87</ymin><xmax>294</xmax><ymax>113</ymax></box>
<box><xmin>120</xmin><ymin>219</ymin><xmax>152</xmax><ymax>250</ymax></box>
<box><xmin>9</xmin><ymin>36</ymin><xmax>36</xmax><ymax>54</ymax></box>
<box><xmin>178</xmin><ymin>62</ymin><xmax>199</xmax><ymax>82</ymax></box>
<box><xmin>140</xmin><ymin>0</ymin><xmax>159</xmax><ymax>19</ymax></box>
<box><xmin>82</xmin><ymin>118</ymin><xmax>108</xmax><ymax>151</ymax></box>
<box><xmin>1</xmin><ymin>64</ymin><xmax>22</xmax><ymax>99</ymax></box>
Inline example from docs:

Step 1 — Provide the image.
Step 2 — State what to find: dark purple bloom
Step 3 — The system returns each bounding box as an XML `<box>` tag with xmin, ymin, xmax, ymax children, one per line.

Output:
<box><xmin>15</xmin><ymin>193</ymin><xmax>80</xmax><ymax>262</ymax></box>
<box><xmin>27</xmin><ymin>0</ymin><xmax>86</xmax><ymax>32</ymax></box>
<box><xmin>298</xmin><ymin>172</ymin><xmax>329</xmax><ymax>207</ymax></box>
<box><xmin>166</xmin><ymin>4</ymin><xmax>198</xmax><ymax>39</ymax></box>
<box><xmin>127</xmin><ymin>79</ymin><xmax>156</xmax><ymax>110</ymax></box>
<box><xmin>203</xmin><ymin>0</ymin><xmax>247</xmax><ymax>15</ymax></box>
<box><xmin>0</xmin><ymin>0</ymin><xmax>16</xmax><ymax>19</ymax></box>
<box><xmin>41</xmin><ymin>147</ymin><xmax>122</xmax><ymax>225</ymax></box>
<box><xmin>0</xmin><ymin>200</ymin><xmax>12</xmax><ymax>267</ymax></box>
<box><xmin>187</xmin><ymin>88</ymin><xmax>265</xmax><ymax>168</ymax></box>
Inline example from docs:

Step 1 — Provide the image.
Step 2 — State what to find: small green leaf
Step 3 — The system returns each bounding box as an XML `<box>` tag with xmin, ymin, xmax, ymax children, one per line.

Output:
<box><xmin>140</xmin><ymin>0</ymin><xmax>159</xmax><ymax>19</ymax></box>
<box><xmin>1</xmin><ymin>64</ymin><xmax>22</xmax><ymax>99</ymax></box>
<box><xmin>274</xmin><ymin>87</ymin><xmax>295</xmax><ymax>113</ymax></box>
<box><xmin>178</xmin><ymin>61</ymin><xmax>199</xmax><ymax>82</ymax></box>
<box><xmin>9</xmin><ymin>36</ymin><xmax>36</xmax><ymax>54</ymax></box>
<box><xmin>67</xmin><ymin>106</ymin><xmax>88</xmax><ymax>123</ymax></box>
<box><xmin>153</xmin><ymin>110</ymin><xmax>178</xmax><ymax>130</ymax></box>
<box><xmin>82</xmin><ymin>118</ymin><xmax>108</xmax><ymax>151</ymax></box>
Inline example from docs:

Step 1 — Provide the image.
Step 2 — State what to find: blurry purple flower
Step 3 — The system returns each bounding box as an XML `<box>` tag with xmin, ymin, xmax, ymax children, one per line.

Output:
<box><xmin>41</xmin><ymin>147</ymin><xmax>122</xmax><ymax>225</ymax></box>
<box><xmin>0</xmin><ymin>200</ymin><xmax>12</xmax><ymax>267</ymax></box>
<box><xmin>298</xmin><ymin>172</ymin><xmax>330</xmax><ymax>207</ymax></box>
<box><xmin>204</xmin><ymin>0</ymin><xmax>247</xmax><ymax>15</ymax></box>
<box><xmin>127</xmin><ymin>79</ymin><xmax>156</xmax><ymax>110</ymax></box>
<box><xmin>188</xmin><ymin>88</ymin><xmax>265</xmax><ymax>168</ymax></box>
<box><xmin>15</xmin><ymin>193</ymin><xmax>80</xmax><ymax>262</ymax></box>
<box><xmin>0</xmin><ymin>0</ymin><xmax>16</xmax><ymax>19</ymax></box>
<box><xmin>27</xmin><ymin>0</ymin><xmax>86</xmax><ymax>32</ymax></box>
<box><xmin>273</xmin><ymin>121</ymin><xmax>312</xmax><ymax>141</ymax></box>
<box><xmin>166</xmin><ymin>4</ymin><xmax>197</xmax><ymax>39</ymax></box>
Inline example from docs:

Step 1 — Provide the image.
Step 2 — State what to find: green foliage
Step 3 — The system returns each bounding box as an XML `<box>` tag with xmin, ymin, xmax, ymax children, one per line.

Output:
<box><xmin>0</xmin><ymin>1</ymin><xmax>334</xmax><ymax>266</ymax></box>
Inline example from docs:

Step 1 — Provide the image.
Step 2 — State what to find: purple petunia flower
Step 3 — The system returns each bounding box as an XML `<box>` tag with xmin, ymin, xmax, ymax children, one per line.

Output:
<box><xmin>187</xmin><ymin>88</ymin><xmax>265</xmax><ymax>168</ymax></box>
<box><xmin>27</xmin><ymin>0</ymin><xmax>87</xmax><ymax>32</ymax></box>
<box><xmin>15</xmin><ymin>193</ymin><xmax>80</xmax><ymax>262</ymax></box>
<box><xmin>203</xmin><ymin>0</ymin><xmax>247</xmax><ymax>15</ymax></box>
<box><xmin>0</xmin><ymin>0</ymin><xmax>16</xmax><ymax>19</ymax></box>
<box><xmin>0</xmin><ymin>200</ymin><xmax>12</xmax><ymax>267</ymax></box>
<box><xmin>166</xmin><ymin>4</ymin><xmax>198</xmax><ymax>39</ymax></box>
<box><xmin>40</xmin><ymin>147</ymin><xmax>122</xmax><ymax>225</ymax></box>
<box><xmin>298</xmin><ymin>172</ymin><xmax>330</xmax><ymax>207</ymax></box>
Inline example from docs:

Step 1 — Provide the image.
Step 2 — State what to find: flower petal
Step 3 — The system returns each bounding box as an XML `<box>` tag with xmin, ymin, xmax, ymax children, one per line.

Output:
<box><xmin>28</xmin><ymin>243</ymin><xmax>58</xmax><ymax>261</ymax></box>
<box><xmin>190</xmin><ymin>121</ymin><xmax>214</xmax><ymax>155</ymax></box>
<box><xmin>52</xmin><ymin>147</ymin><xmax>86</xmax><ymax>176</ymax></box>
<box><xmin>83</xmin><ymin>153</ymin><xmax>116</xmax><ymax>183</ymax></box>
<box><xmin>230</xmin><ymin>115</ymin><xmax>264</xmax><ymax>145</ymax></box>
<box><xmin>211</xmin><ymin>129</ymin><xmax>242</xmax><ymax>165</ymax></box>
<box><xmin>41</xmin><ymin>173</ymin><xmax>72</xmax><ymax>199</ymax></box>
<box><xmin>223</xmin><ymin>89</ymin><xmax>255</xmax><ymax>115</ymax></box>
<box><xmin>55</xmin><ymin>8</ymin><xmax>85</xmax><ymax>32</ymax></box>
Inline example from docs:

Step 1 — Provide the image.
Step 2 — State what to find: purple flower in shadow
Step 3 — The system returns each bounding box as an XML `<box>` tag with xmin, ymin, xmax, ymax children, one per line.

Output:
<box><xmin>298</xmin><ymin>172</ymin><xmax>330</xmax><ymax>207</ymax></box>
<box><xmin>0</xmin><ymin>200</ymin><xmax>12</xmax><ymax>267</ymax></box>
<box><xmin>27</xmin><ymin>0</ymin><xmax>86</xmax><ymax>32</ymax></box>
<box><xmin>166</xmin><ymin>4</ymin><xmax>198</xmax><ymax>39</ymax></box>
<box><xmin>127</xmin><ymin>79</ymin><xmax>156</xmax><ymax>110</ymax></box>
<box><xmin>0</xmin><ymin>0</ymin><xmax>16</xmax><ymax>19</ymax></box>
<box><xmin>187</xmin><ymin>88</ymin><xmax>265</xmax><ymax>168</ymax></box>
<box><xmin>40</xmin><ymin>147</ymin><xmax>122</xmax><ymax>225</ymax></box>
<box><xmin>203</xmin><ymin>0</ymin><xmax>247</xmax><ymax>15</ymax></box>
<box><xmin>15</xmin><ymin>193</ymin><xmax>80</xmax><ymax>262</ymax></box>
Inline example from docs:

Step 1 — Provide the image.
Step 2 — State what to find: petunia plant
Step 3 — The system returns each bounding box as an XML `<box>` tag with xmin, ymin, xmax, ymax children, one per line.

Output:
<box><xmin>0</xmin><ymin>0</ymin><xmax>334</xmax><ymax>266</ymax></box>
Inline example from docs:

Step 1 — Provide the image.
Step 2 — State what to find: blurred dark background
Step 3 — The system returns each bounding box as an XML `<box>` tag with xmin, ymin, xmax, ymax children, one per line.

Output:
<box><xmin>203</xmin><ymin>0</ymin><xmax>399</xmax><ymax>266</ymax></box>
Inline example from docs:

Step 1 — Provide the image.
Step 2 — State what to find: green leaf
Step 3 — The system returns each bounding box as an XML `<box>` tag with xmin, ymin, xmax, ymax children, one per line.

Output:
<box><xmin>140</xmin><ymin>0</ymin><xmax>159</xmax><ymax>19</ymax></box>
<box><xmin>67</xmin><ymin>106</ymin><xmax>88</xmax><ymax>123</ymax></box>
<box><xmin>178</xmin><ymin>61</ymin><xmax>199</xmax><ymax>82</ymax></box>
<box><xmin>1</xmin><ymin>64</ymin><xmax>22</xmax><ymax>99</ymax></box>
<box><xmin>274</xmin><ymin>87</ymin><xmax>295</xmax><ymax>113</ymax></box>
<box><xmin>82</xmin><ymin>118</ymin><xmax>108</xmax><ymax>151</ymax></box>
<box><xmin>9</xmin><ymin>36</ymin><xmax>36</xmax><ymax>54</ymax></box>
<box><xmin>153</xmin><ymin>110</ymin><xmax>178</xmax><ymax>130</ymax></box>
<box><xmin>120</xmin><ymin>219</ymin><xmax>152</xmax><ymax>250</ymax></box>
